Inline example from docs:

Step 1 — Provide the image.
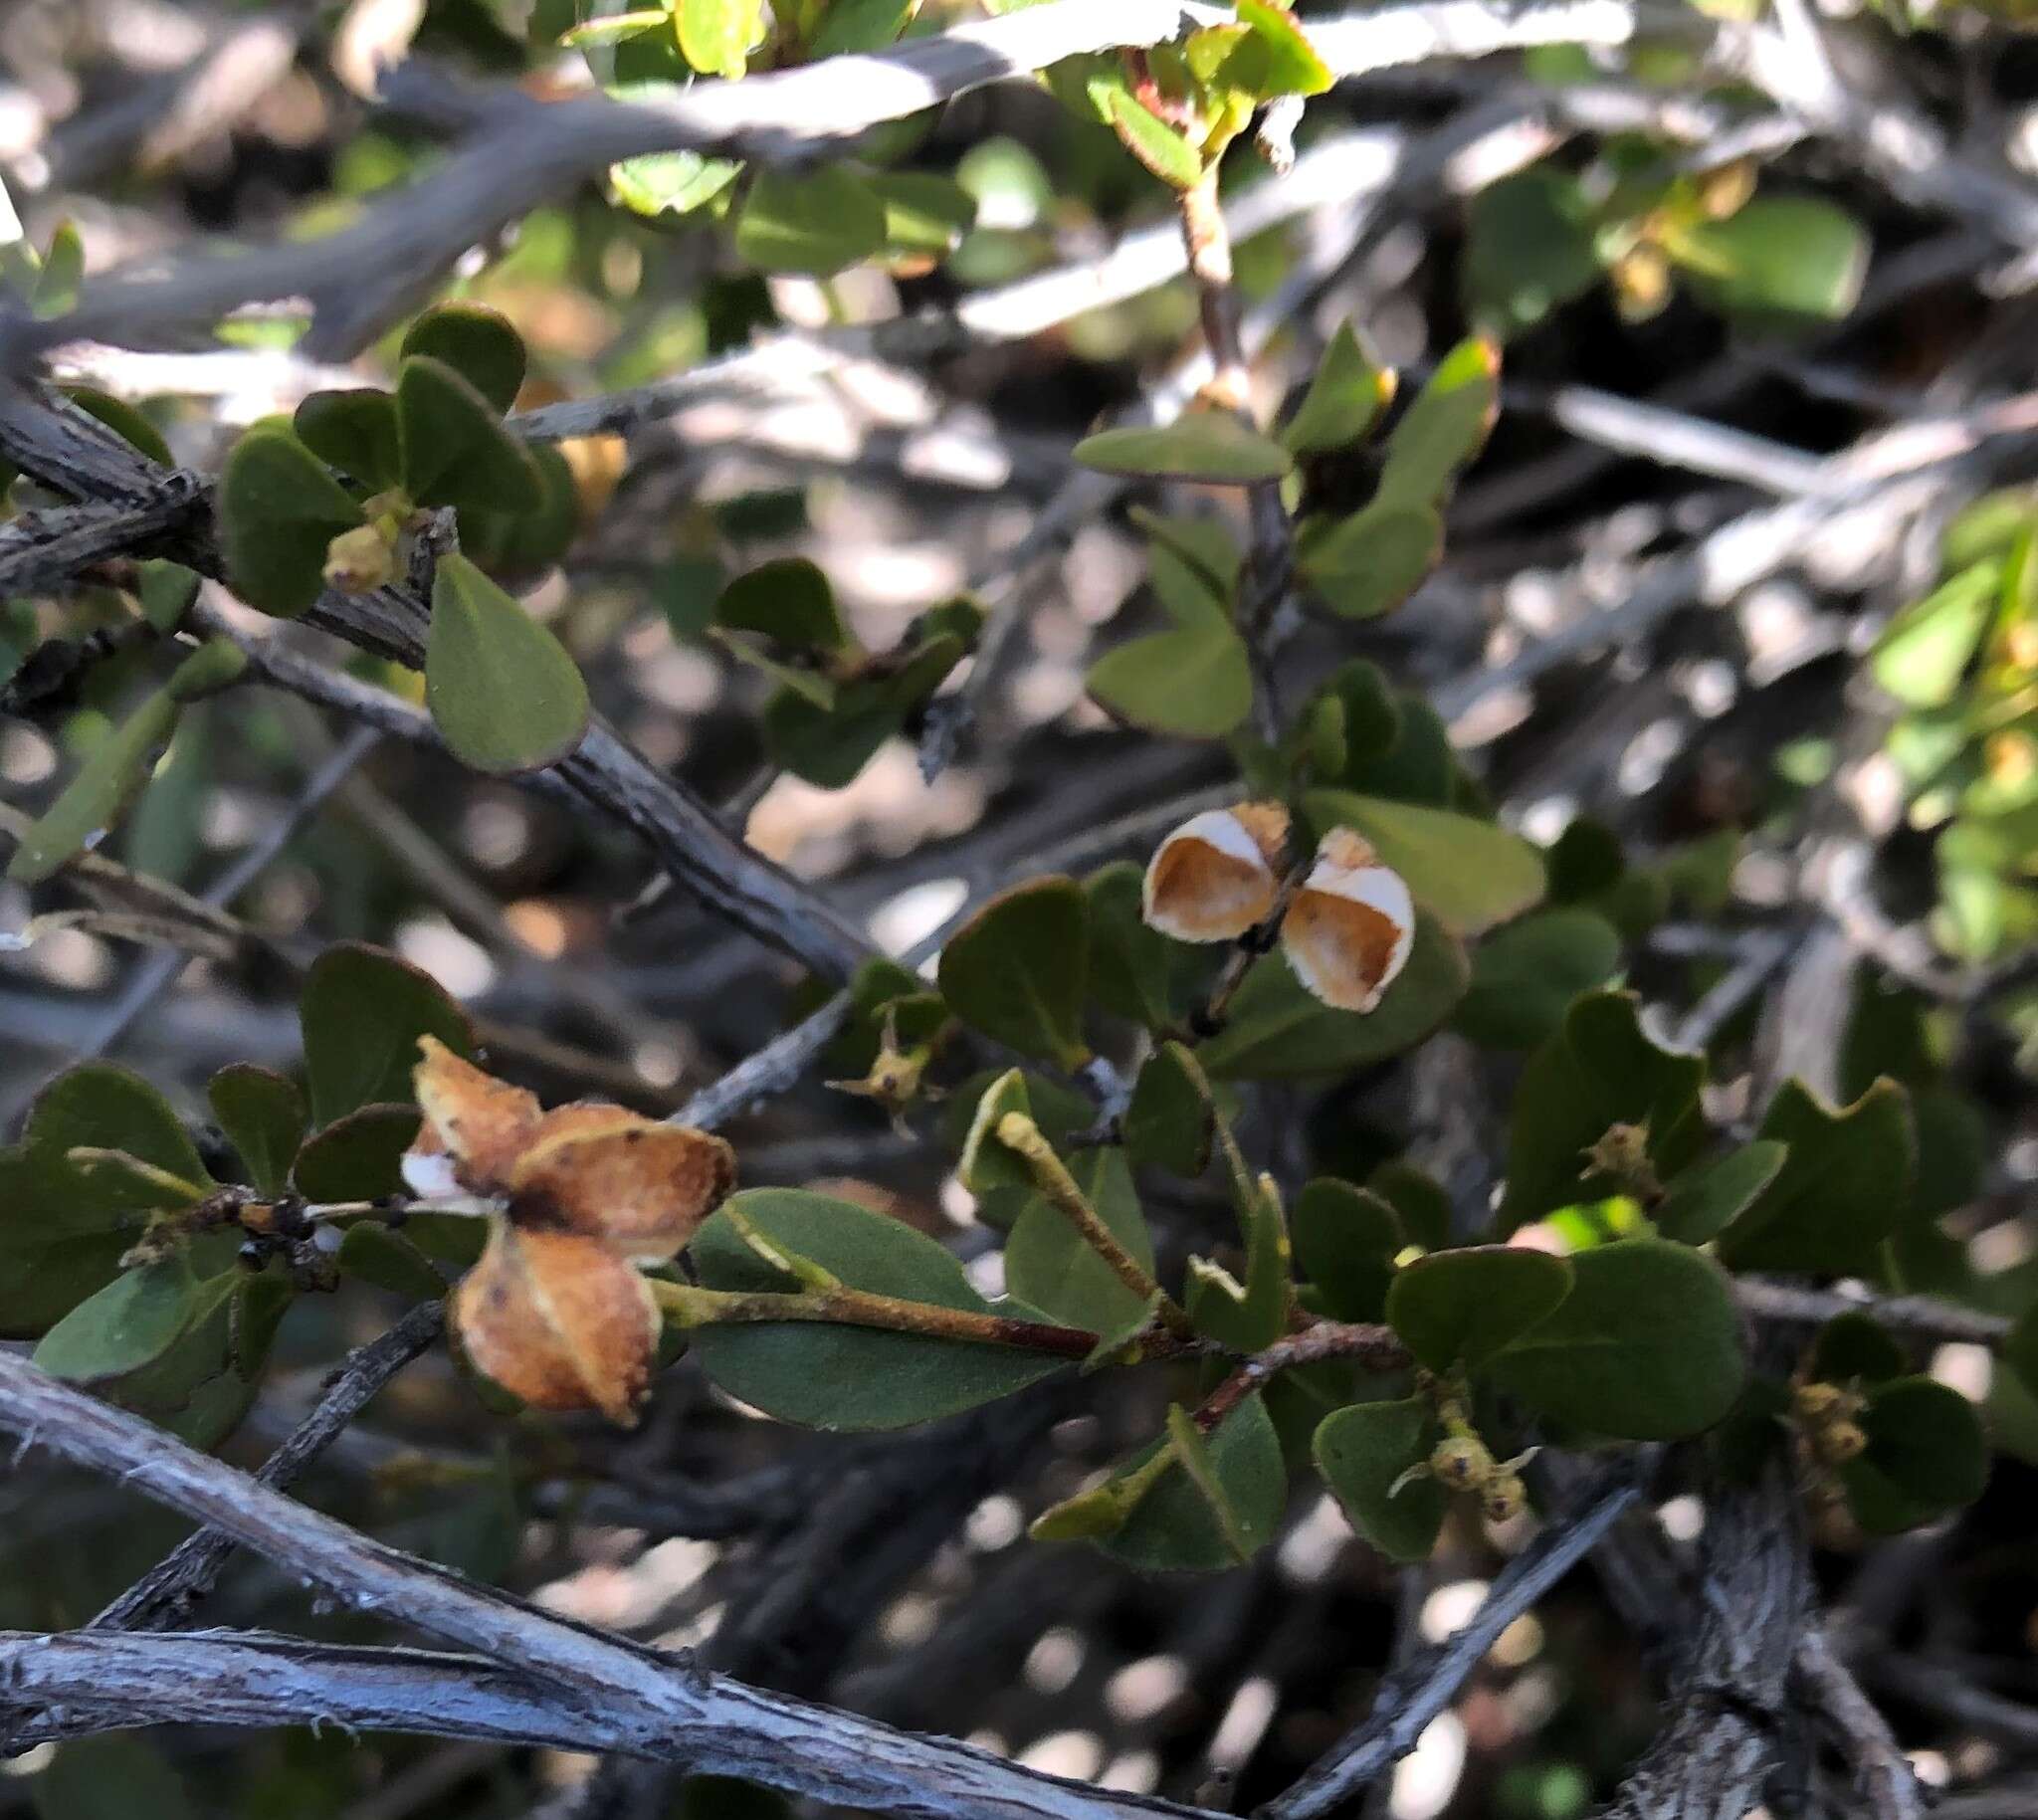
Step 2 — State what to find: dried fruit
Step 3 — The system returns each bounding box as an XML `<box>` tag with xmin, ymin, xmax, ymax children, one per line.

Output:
<box><xmin>1141</xmin><ymin>802</ymin><xmax>1289</xmax><ymax>941</ymax></box>
<box><xmin>1280</xmin><ymin>827</ymin><xmax>1414</xmax><ymax>1012</ymax></box>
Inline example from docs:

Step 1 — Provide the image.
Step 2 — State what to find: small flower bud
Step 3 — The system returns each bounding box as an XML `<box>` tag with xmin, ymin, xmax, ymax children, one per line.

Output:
<box><xmin>1142</xmin><ymin>803</ymin><xmax>1291</xmax><ymax>942</ymax></box>
<box><xmin>1815</xmin><ymin>1421</ymin><xmax>1868</xmax><ymax>1466</ymax></box>
<box><xmin>322</xmin><ymin>523</ymin><xmax>395</xmax><ymax>593</ymax></box>
<box><xmin>1792</xmin><ymin>1380</ymin><xmax>1846</xmax><ymax>1424</ymax></box>
<box><xmin>1430</xmin><ymin>1435</ymin><xmax>1492</xmax><ymax>1490</ymax></box>
<box><xmin>1481</xmin><ymin>1472</ymin><xmax>1528</xmax><ymax>1524</ymax></box>
<box><xmin>1281</xmin><ymin>827</ymin><xmax>1415</xmax><ymax>1012</ymax></box>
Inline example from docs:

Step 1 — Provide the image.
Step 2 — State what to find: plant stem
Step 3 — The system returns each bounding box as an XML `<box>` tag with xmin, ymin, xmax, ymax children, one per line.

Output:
<box><xmin>993</xmin><ymin>1112</ymin><xmax>1196</xmax><ymax>1338</ymax></box>
<box><xmin>1193</xmin><ymin>1320</ymin><xmax>1411</xmax><ymax>1434</ymax></box>
<box><xmin>651</xmin><ymin>1279</ymin><xmax>1102</xmax><ymax>1359</ymax></box>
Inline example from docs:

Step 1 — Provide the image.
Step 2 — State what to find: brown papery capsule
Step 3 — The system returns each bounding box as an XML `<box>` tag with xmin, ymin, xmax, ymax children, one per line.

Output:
<box><xmin>1281</xmin><ymin>827</ymin><xmax>1415</xmax><ymax>1013</ymax></box>
<box><xmin>1141</xmin><ymin>803</ymin><xmax>1290</xmax><ymax>942</ymax></box>
<box><xmin>506</xmin><ymin>1104</ymin><xmax>735</xmax><ymax>1265</ymax></box>
<box><xmin>453</xmin><ymin>1220</ymin><xmax>661</xmax><ymax>1426</ymax></box>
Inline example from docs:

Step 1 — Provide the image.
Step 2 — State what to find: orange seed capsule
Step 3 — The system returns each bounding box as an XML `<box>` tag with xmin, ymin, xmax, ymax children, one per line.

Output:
<box><xmin>1141</xmin><ymin>802</ymin><xmax>1290</xmax><ymax>942</ymax></box>
<box><xmin>1280</xmin><ymin>827</ymin><xmax>1415</xmax><ymax>1012</ymax></box>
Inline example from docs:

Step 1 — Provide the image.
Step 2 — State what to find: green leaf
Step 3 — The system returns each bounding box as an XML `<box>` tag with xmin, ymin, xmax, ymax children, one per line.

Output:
<box><xmin>1653</xmin><ymin>1141</ymin><xmax>1787</xmax><ymax>1247</ymax></box>
<box><xmin>33</xmin><ymin>221</ymin><xmax>84</xmax><ymax>315</ymax></box>
<box><xmin>937</xmin><ymin>876</ymin><xmax>1089</xmax><ymax>1068</ymax></box>
<box><xmin>6</xmin><ymin>687</ymin><xmax>179</xmax><ymax>884</ymax></box>
<box><xmin>1839</xmin><ymin>1376</ymin><xmax>1989</xmax><ymax>1534</ymax></box>
<box><xmin>402</xmin><ymin>303</ymin><xmax>527</xmax><ymax>415</ymax></box>
<box><xmin>398</xmin><ymin>356</ymin><xmax>543</xmax><ymax>513</ymax></box>
<box><xmin>292</xmin><ymin>1104</ymin><xmax>425</xmax><ymax>1201</ymax></box>
<box><xmin>809</xmin><ymin>0</ymin><xmax>916</xmax><ymax>55</ymax></box>
<box><xmin>1501</xmin><ymin>991</ymin><xmax>1707</xmax><ymax>1225</ymax></box>
<box><xmin>1103</xmin><ymin>89</ymin><xmax>1205</xmax><ymax>190</ymax></box>
<box><xmin>161</xmin><ymin>637</ymin><xmax>245</xmax><ymax>704</ymax></box>
<box><xmin>1303</xmin><ymin>789</ymin><xmax>1545</xmax><ymax>936</ymax></box>
<box><xmin>1675</xmin><ymin>195</ymin><xmax>1868</xmax><ymax>322</ymax></box>
<box><xmin>1451</xmin><ymin>908</ymin><xmax>1622</xmax><ymax>1050</ymax></box>
<box><xmin>1224</xmin><ymin>2</ymin><xmax>1333</xmax><ymax>98</ymax></box>
<box><xmin>1087</xmin><ymin>620</ymin><xmax>1252</xmax><ymax>737</ymax></box>
<box><xmin>65</xmin><ymin>388</ymin><xmax>172</xmax><ymax>467</ymax></box>
<box><xmin>1486</xmin><ymin>1237</ymin><xmax>1745</xmax><ymax>1439</ymax></box>
<box><xmin>612</xmin><ymin>146</ymin><xmax>744</xmax><ymax>217</ymax></box>
<box><xmin>1281</xmin><ymin>322</ymin><xmax>1392</xmax><ymax>455</ymax></box>
<box><xmin>218</xmin><ymin>428</ymin><xmax>365</xmax><ymax>618</ymax></box>
<box><xmin>1005</xmin><ymin>1146</ymin><xmax>1154</xmax><ymax>1331</ymax></box>
<box><xmin>1083</xmin><ymin>862</ymin><xmax>1178</xmax><ymax>1029</ymax></box>
<box><xmin>1199</xmin><ymin>914</ymin><xmax>1470</xmax><ymax>1081</ymax></box>
<box><xmin>30</xmin><ymin>1735</ymin><xmax>197</xmax><ymax>1820</ymax></box>
<box><xmin>1124</xmin><ymin>1042</ymin><xmax>1213</xmax><ymax>1176</ymax></box>
<box><xmin>1298</xmin><ymin>501</ymin><xmax>1442</xmax><ymax>619</ymax></box>
<box><xmin>678</xmin><ymin>0</ymin><xmax>762</xmax><ymax>77</ymax></box>
<box><xmin>426</xmin><ymin>550</ymin><xmax>590</xmax><ymax>775</ymax></box>
<box><xmin>761</xmin><ymin>631</ymin><xmax>965</xmax><ymax>786</ymax></box>
<box><xmin>1133</xmin><ymin>507</ymin><xmax>1241</xmax><ymax>599</ymax></box>
<box><xmin>688</xmin><ymin>1189</ymin><xmax>1070</xmax><ymax>1428</ymax></box>
<box><xmin>1375</xmin><ymin>337</ymin><xmax>1500</xmax><ymax>508</ymax></box>
<box><xmin>867</xmin><ymin>171</ymin><xmax>977</xmax><ymax>260</ymax></box>
<box><xmin>136</xmin><ymin>556</ymin><xmax>199</xmax><ymax>631</ymax></box>
<box><xmin>1462</xmin><ymin>168</ymin><xmax>1601</xmax><ymax>338</ymax></box>
<box><xmin>735</xmin><ymin>167</ymin><xmax>888</xmax><ymax>275</ymax></box>
<box><xmin>1186</xmin><ymin>1185</ymin><xmax>1290</xmax><ymax>1351</ymax></box>
<box><xmin>300</xmin><ymin>940</ymin><xmax>474</xmax><ymax>1126</ymax></box>
<box><xmin>461</xmin><ymin>441</ymin><xmax>582</xmax><ymax>577</ymax></box>
<box><xmin>1810</xmin><ymin>1312</ymin><xmax>1905</xmax><ymax>1387</ymax></box>
<box><xmin>35</xmin><ymin>1260</ymin><xmax>233</xmax><ymax>1383</ymax></box>
<box><xmin>1314</xmin><ymin>1397</ymin><xmax>1445</xmax><ymax>1563</ymax></box>
<box><xmin>207</xmin><ymin>1064</ymin><xmax>306</xmax><ymax>1196</ymax></box>
<box><xmin>26</xmin><ymin>1063</ymin><xmax>211</xmax><ymax>1202</ymax></box>
<box><xmin>1293</xmin><ymin>1179</ymin><xmax>1401</xmax><ymax>1321</ymax></box>
<box><xmin>293</xmin><ymin>389</ymin><xmax>404</xmax><ymax>489</ymax></box>
<box><xmin>1076</xmin><ymin>416</ymin><xmax>1293</xmax><ymax>484</ymax></box>
<box><xmin>1163</xmin><ymin>1406</ymin><xmax>1255</xmax><ymax>1562</ymax></box>
<box><xmin>956</xmin><ymin>1067</ymin><xmax>1041</xmax><ymax>1197</ymax></box>
<box><xmin>714</xmin><ymin>556</ymin><xmax>849</xmax><ymax>651</ymax></box>
<box><xmin>337</xmin><ymin>1221</ymin><xmax>447</xmax><ymax>1300</ymax></box>
<box><xmin>559</xmin><ymin>9</ymin><xmax>670</xmax><ymax>45</ymax></box>
<box><xmin>1387</xmin><ymin>1245</ymin><xmax>1573</xmax><ymax>1372</ymax></box>
<box><xmin>1870</xmin><ymin>564</ymin><xmax>1997</xmax><ymax>708</ymax></box>
<box><xmin>1714</xmin><ymin>1079</ymin><xmax>1914</xmax><ymax>1275</ymax></box>
<box><xmin>1102</xmin><ymin>1393</ymin><xmax>1285</xmax><ymax>1571</ymax></box>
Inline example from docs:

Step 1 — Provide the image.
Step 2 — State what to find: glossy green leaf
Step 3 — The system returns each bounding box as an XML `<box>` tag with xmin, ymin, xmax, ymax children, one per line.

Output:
<box><xmin>1224</xmin><ymin>1</ymin><xmax>1333</xmax><ymax>97</ymax></box>
<box><xmin>1486</xmin><ymin>1237</ymin><xmax>1744</xmax><ymax>1439</ymax></box>
<box><xmin>1715</xmin><ymin>1079</ymin><xmax>1914</xmax><ymax>1275</ymax></box>
<box><xmin>1676</xmin><ymin>195</ymin><xmax>1868</xmax><ymax>322</ymax></box>
<box><xmin>809</xmin><ymin>0</ymin><xmax>916</xmax><ymax>54</ymax></box>
<box><xmin>1502</xmin><ymin>991</ymin><xmax>1707</xmax><ymax>1225</ymax></box>
<box><xmin>1653</xmin><ymin>1140</ymin><xmax>1787</xmax><ymax>1247</ymax></box>
<box><xmin>299</xmin><ymin>940</ymin><xmax>474</xmax><ymax>1126</ymax></box>
<box><xmin>1186</xmin><ymin>1185</ymin><xmax>1289</xmax><ymax>1351</ymax></box>
<box><xmin>1314</xmin><ymin>1397</ymin><xmax>1445</xmax><ymax>1563</ymax></box>
<box><xmin>678</xmin><ymin>0</ymin><xmax>762</xmax><ymax>78</ymax></box>
<box><xmin>1870</xmin><ymin>564</ymin><xmax>1996</xmax><ymax>708</ymax></box>
<box><xmin>1124</xmin><ymin>1042</ymin><xmax>1213</xmax><ymax>1176</ymax></box>
<box><xmin>1005</xmin><ymin>1146</ymin><xmax>1154</xmax><ymax>1331</ymax></box>
<box><xmin>1451</xmin><ymin>908</ymin><xmax>1622</xmax><ymax>1050</ymax></box>
<box><xmin>1293</xmin><ymin>1179</ymin><xmax>1401</xmax><ymax>1321</ymax></box>
<box><xmin>1087</xmin><ymin>619</ymin><xmax>1252</xmax><ymax>737</ymax></box>
<box><xmin>1076</xmin><ymin>415</ymin><xmax>1293</xmax><ymax>484</ymax></box>
<box><xmin>293</xmin><ymin>389</ymin><xmax>403</xmax><ymax>489</ymax></box>
<box><xmin>1839</xmin><ymin>1376</ymin><xmax>1989</xmax><ymax>1534</ymax></box>
<box><xmin>292</xmin><ymin>1104</ymin><xmax>423</xmax><ymax>1202</ymax></box>
<box><xmin>65</xmin><ymin>388</ymin><xmax>172</xmax><ymax>467</ymax></box>
<box><xmin>400</xmin><ymin>304</ymin><xmax>525</xmax><ymax>415</ymax></box>
<box><xmin>1387</xmin><ymin>1245</ymin><xmax>1573</xmax><ymax>1372</ymax></box>
<box><xmin>1102</xmin><ymin>1393</ymin><xmax>1286</xmax><ymax>1571</ymax></box>
<box><xmin>6</xmin><ymin>688</ymin><xmax>178</xmax><ymax>884</ymax></box>
<box><xmin>1281</xmin><ymin>322</ymin><xmax>1392</xmax><ymax>455</ymax></box>
<box><xmin>1304</xmin><ymin>789</ymin><xmax>1546</xmax><ymax>936</ymax></box>
<box><xmin>611</xmin><ymin>145</ymin><xmax>744</xmax><ymax>217</ymax></box>
<box><xmin>735</xmin><ymin>167</ymin><xmax>888</xmax><ymax>275</ymax></box>
<box><xmin>426</xmin><ymin>550</ymin><xmax>590</xmax><ymax>775</ymax></box>
<box><xmin>207</xmin><ymin>1064</ymin><xmax>306</xmax><ymax>1196</ymax></box>
<box><xmin>1198</xmin><ymin>914</ymin><xmax>1469</xmax><ymax>1081</ymax></box>
<box><xmin>398</xmin><ymin>356</ymin><xmax>542</xmax><ymax>512</ymax></box>
<box><xmin>1299</xmin><ymin>501</ymin><xmax>1442</xmax><ymax>619</ymax></box>
<box><xmin>937</xmin><ymin>876</ymin><xmax>1089</xmax><ymax>1067</ymax></box>
<box><xmin>1463</xmin><ymin>168</ymin><xmax>1601</xmax><ymax>337</ymax></box>
<box><xmin>1103</xmin><ymin>89</ymin><xmax>1204</xmax><ymax>189</ymax></box>
<box><xmin>1083</xmin><ymin>862</ymin><xmax>1178</xmax><ymax>1029</ymax></box>
<box><xmin>715</xmin><ymin>556</ymin><xmax>848</xmax><ymax>651</ymax></box>
<box><xmin>1375</xmin><ymin>337</ymin><xmax>1500</xmax><ymax>508</ymax></box>
<box><xmin>217</xmin><ymin>428</ymin><xmax>365</xmax><ymax>617</ymax></box>
<box><xmin>688</xmin><ymin>1189</ymin><xmax>1070</xmax><ymax>1428</ymax></box>
<box><xmin>867</xmin><ymin>171</ymin><xmax>977</xmax><ymax>260</ymax></box>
